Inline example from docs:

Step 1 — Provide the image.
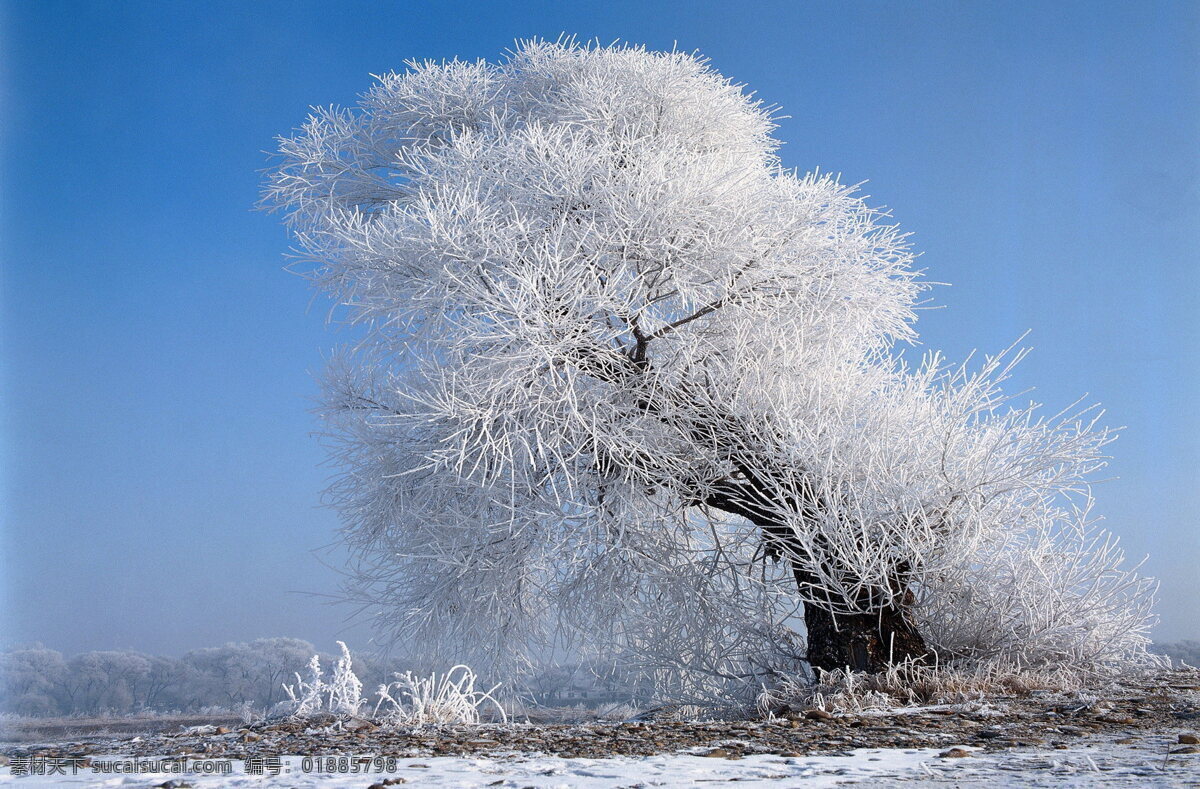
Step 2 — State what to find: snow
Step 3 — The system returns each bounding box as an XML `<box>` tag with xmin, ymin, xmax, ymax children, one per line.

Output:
<box><xmin>1</xmin><ymin>749</ymin><xmax>940</xmax><ymax>787</ymax></box>
<box><xmin>4</xmin><ymin>743</ymin><xmax>1198</xmax><ymax>787</ymax></box>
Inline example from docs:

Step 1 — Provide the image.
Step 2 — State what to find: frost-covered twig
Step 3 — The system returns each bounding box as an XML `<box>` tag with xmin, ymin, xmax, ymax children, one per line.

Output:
<box><xmin>282</xmin><ymin>642</ymin><xmax>364</xmax><ymax>717</ymax></box>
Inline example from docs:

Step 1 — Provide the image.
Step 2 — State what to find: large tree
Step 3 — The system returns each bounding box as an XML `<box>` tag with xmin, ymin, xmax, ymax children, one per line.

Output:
<box><xmin>265</xmin><ymin>41</ymin><xmax>1158</xmax><ymax>701</ymax></box>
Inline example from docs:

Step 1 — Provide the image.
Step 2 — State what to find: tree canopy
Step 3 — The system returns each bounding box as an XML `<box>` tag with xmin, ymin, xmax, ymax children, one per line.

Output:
<box><xmin>265</xmin><ymin>40</ymin><xmax>1160</xmax><ymax>703</ymax></box>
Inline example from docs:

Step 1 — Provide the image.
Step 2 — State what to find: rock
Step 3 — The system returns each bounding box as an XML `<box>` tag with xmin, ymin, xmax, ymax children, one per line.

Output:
<box><xmin>1170</xmin><ymin>746</ymin><xmax>1200</xmax><ymax>755</ymax></box>
<box><xmin>306</xmin><ymin>712</ymin><xmax>338</xmax><ymax>726</ymax></box>
<box><xmin>804</xmin><ymin>709</ymin><xmax>833</xmax><ymax>721</ymax></box>
<box><xmin>156</xmin><ymin>782</ymin><xmax>193</xmax><ymax>789</ymax></box>
<box><xmin>214</xmin><ymin>727</ymin><xmax>230</xmax><ymax>735</ymax></box>
<box><xmin>702</xmin><ymin>749</ymin><xmax>729</xmax><ymax>757</ymax></box>
<box><xmin>241</xmin><ymin>733</ymin><xmax>261</xmax><ymax>742</ymax></box>
<box><xmin>1179</xmin><ymin>733</ymin><xmax>1200</xmax><ymax>745</ymax></box>
<box><xmin>343</xmin><ymin>717</ymin><xmax>377</xmax><ymax>732</ymax></box>
<box><xmin>938</xmin><ymin>748</ymin><xmax>972</xmax><ymax>758</ymax></box>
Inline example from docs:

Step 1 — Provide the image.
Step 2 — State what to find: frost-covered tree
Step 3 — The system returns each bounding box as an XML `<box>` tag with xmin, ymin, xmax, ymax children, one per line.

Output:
<box><xmin>1153</xmin><ymin>640</ymin><xmax>1200</xmax><ymax>668</ymax></box>
<box><xmin>264</xmin><ymin>40</ymin><xmax>1159</xmax><ymax>700</ymax></box>
<box><xmin>181</xmin><ymin>638</ymin><xmax>317</xmax><ymax>710</ymax></box>
<box><xmin>56</xmin><ymin>651</ymin><xmax>151</xmax><ymax>715</ymax></box>
<box><xmin>0</xmin><ymin>646</ymin><xmax>67</xmax><ymax>716</ymax></box>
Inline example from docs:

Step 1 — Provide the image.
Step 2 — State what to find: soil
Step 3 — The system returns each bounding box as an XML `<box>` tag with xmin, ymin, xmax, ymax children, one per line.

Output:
<box><xmin>4</xmin><ymin>670</ymin><xmax>1198</xmax><ymax>768</ymax></box>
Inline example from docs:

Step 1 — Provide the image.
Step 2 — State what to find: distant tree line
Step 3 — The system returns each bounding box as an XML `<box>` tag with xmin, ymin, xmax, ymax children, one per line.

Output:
<box><xmin>0</xmin><ymin>639</ymin><xmax>400</xmax><ymax>718</ymax></box>
<box><xmin>1154</xmin><ymin>640</ymin><xmax>1200</xmax><ymax>668</ymax></box>
<box><xmin>0</xmin><ymin>640</ymin><xmax>651</xmax><ymax>718</ymax></box>
<box><xmin>11</xmin><ymin>637</ymin><xmax>1186</xmax><ymax>718</ymax></box>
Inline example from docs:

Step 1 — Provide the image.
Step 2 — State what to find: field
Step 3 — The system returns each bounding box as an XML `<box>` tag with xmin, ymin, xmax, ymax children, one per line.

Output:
<box><xmin>3</xmin><ymin>670</ymin><xmax>1200</xmax><ymax>786</ymax></box>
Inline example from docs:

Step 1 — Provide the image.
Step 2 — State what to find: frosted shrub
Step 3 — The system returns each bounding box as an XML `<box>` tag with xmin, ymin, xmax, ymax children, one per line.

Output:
<box><xmin>282</xmin><ymin>644</ymin><xmax>501</xmax><ymax>725</ymax></box>
<box><xmin>282</xmin><ymin>655</ymin><xmax>325</xmax><ymax>717</ymax></box>
<box><xmin>282</xmin><ymin>642</ymin><xmax>365</xmax><ymax>718</ymax></box>
<box><xmin>373</xmin><ymin>665</ymin><xmax>506</xmax><ymax>725</ymax></box>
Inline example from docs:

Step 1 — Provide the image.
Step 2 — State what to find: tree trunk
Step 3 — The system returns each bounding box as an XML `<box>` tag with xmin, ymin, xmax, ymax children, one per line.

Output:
<box><xmin>703</xmin><ymin>483</ymin><xmax>931</xmax><ymax>674</ymax></box>
<box><xmin>800</xmin><ymin>594</ymin><xmax>929</xmax><ymax>674</ymax></box>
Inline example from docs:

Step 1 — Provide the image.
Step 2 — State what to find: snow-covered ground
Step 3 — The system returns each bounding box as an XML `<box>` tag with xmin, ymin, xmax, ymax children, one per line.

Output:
<box><xmin>3</xmin><ymin>741</ymin><xmax>1198</xmax><ymax>787</ymax></box>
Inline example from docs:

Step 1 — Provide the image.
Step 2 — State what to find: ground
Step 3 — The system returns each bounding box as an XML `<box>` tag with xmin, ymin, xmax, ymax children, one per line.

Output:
<box><xmin>3</xmin><ymin>670</ymin><xmax>1198</xmax><ymax>786</ymax></box>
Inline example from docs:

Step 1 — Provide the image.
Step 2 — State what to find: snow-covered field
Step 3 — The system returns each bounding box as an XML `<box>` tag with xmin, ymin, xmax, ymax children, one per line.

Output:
<box><xmin>3</xmin><ymin>740</ymin><xmax>1198</xmax><ymax>787</ymax></box>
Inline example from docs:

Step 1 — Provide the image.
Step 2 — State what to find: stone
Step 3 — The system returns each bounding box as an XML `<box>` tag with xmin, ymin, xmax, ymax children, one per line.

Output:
<box><xmin>938</xmin><ymin>748</ymin><xmax>972</xmax><ymax>758</ymax></box>
<box><xmin>306</xmin><ymin>712</ymin><xmax>338</xmax><ymax>726</ymax></box>
<box><xmin>804</xmin><ymin>709</ymin><xmax>833</xmax><ymax>721</ymax></box>
<box><xmin>1179</xmin><ymin>733</ymin><xmax>1200</xmax><ymax>745</ymax></box>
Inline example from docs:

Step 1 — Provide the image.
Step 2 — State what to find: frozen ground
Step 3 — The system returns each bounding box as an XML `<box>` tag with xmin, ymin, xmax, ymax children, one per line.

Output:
<box><xmin>1</xmin><ymin>739</ymin><xmax>1198</xmax><ymax>788</ymax></box>
<box><xmin>6</xmin><ymin>671</ymin><xmax>1198</xmax><ymax>786</ymax></box>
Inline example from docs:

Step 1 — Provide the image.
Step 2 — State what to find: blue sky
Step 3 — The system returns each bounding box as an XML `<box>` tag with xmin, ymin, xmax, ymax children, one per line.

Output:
<box><xmin>2</xmin><ymin>0</ymin><xmax>1197</xmax><ymax>656</ymax></box>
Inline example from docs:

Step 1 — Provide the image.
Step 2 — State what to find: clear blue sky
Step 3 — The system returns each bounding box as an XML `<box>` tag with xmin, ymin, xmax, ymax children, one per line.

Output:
<box><xmin>2</xmin><ymin>0</ymin><xmax>1197</xmax><ymax>656</ymax></box>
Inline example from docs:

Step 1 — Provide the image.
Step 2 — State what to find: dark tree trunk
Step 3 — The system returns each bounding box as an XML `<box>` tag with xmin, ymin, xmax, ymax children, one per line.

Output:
<box><xmin>798</xmin><ymin>589</ymin><xmax>929</xmax><ymax>674</ymax></box>
<box><xmin>704</xmin><ymin>483</ymin><xmax>931</xmax><ymax>674</ymax></box>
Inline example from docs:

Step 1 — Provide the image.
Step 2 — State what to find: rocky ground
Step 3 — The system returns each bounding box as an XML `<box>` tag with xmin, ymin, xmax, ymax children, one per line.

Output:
<box><xmin>3</xmin><ymin>670</ymin><xmax>1199</xmax><ymax>785</ymax></box>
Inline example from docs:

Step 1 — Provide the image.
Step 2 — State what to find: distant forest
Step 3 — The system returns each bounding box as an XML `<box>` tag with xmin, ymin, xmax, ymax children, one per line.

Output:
<box><xmin>0</xmin><ymin>639</ymin><xmax>636</xmax><ymax>717</ymax></box>
<box><xmin>1</xmin><ymin>640</ymin><xmax>1194</xmax><ymax>718</ymax></box>
<box><xmin>1153</xmin><ymin>640</ymin><xmax>1200</xmax><ymax>670</ymax></box>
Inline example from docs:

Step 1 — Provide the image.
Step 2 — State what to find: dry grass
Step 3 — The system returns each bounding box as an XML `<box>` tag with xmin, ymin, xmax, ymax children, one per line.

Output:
<box><xmin>373</xmin><ymin>665</ymin><xmax>507</xmax><ymax>725</ymax></box>
<box><xmin>756</xmin><ymin>659</ymin><xmax>1100</xmax><ymax>715</ymax></box>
